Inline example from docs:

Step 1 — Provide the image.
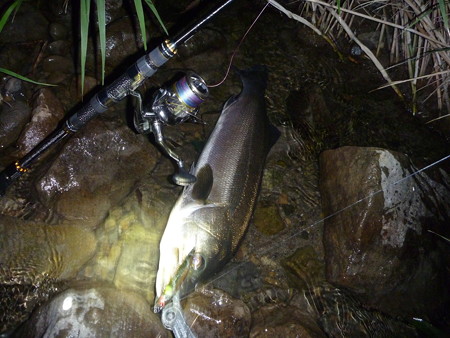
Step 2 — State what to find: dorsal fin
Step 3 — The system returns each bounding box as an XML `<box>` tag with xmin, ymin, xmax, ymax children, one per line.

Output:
<box><xmin>191</xmin><ymin>164</ymin><xmax>213</xmax><ymax>201</ymax></box>
<box><xmin>222</xmin><ymin>94</ymin><xmax>240</xmax><ymax>111</ymax></box>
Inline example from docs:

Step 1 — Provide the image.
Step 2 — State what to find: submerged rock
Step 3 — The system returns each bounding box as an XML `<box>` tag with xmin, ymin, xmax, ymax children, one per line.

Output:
<box><xmin>14</xmin><ymin>285</ymin><xmax>168</xmax><ymax>337</ymax></box>
<box><xmin>320</xmin><ymin>146</ymin><xmax>450</xmax><ymax>317</ymax></box>
<box><xmin>181</xmin><ymin>287</ymin><xmax>251</xmax><ymax>337</ymax></box>
<box><xmin>0</xmin><ymin>215</ymin><xmax>96</xmax><ymax>284</ymax></box>
<box><xmin>299</xmin><ymin>283</ymin><xmax>419</xmax><ymax>337</ymax></box>
<box><xmin>281</xmin><ymin>246</ymin><xmax>325</xmax><ymax>291</ymax></box>
<box><xmin>81</xmin><ymin>179</ymin><xmax>176</xmax><ymax>304</ymax></box>
<box><xmin>250</xmin><ymin>304</ymin><xmax>326</xmax><ymax>337</ymax></box>
<box><xmin>0</xmin><ymin>215</ymin><xmax>96</xmax><ymax>332</ymax></box>
<box><xmin>211</xmin><ymin>261</ymin><xmax>262</xmax><ymax>299</ymax></box>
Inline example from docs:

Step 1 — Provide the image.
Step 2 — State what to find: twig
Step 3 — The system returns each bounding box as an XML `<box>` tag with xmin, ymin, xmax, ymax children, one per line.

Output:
<box><xmin>31</xmin><ymin>40</ymin><xmax>48</xmax><ymax>76</ymax></box>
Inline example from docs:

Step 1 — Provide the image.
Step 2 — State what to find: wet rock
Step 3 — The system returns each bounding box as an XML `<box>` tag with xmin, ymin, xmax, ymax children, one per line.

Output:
<box><xmin>181</xmin><ymin>287</ymin><xmax>251</xmax><ymax>337</ymax></box>
<box><xmin>41</xmin><ymin>55</ymin><xmax>74</xmax><ymax>74</ymax></box>
<box><xmin>0</xmin><ymin>100</ymin><xmax>31</xmax><ymax>150</ymax></box>
<box><xmin>45</xmin><ymin>71</ymin><xmax>70</xmax><ymax>85</ymax></box>
<box><xmin>2</xmin><ymin>77</ymin><xmax>23</xmax><ymax>99</ymax></box>
<box><xmin>47</xmin><ymin>40</ymin><xmax>71</xmax><ymax>56</ymax></box>
<box><xmin>319</xmin><ymin>146</ymin><xmax>450</xmax><ymax>317</ymax></box>
<box><xmin>49</xmin><ymin>22</ymin><xmax>69</xmax><ymax>40</ymax></box>
<box><xmin>250</xmin><ymin>304</ymin><xmax>326</xmax><ymax>338</ymax></box>
<box><xmin>35</xmin><ymin>116</ymin><xmax>158</xmax><ymax>228</ymax></box>
<box><xmin>14</xmin><ymin>286</ymin><xmax>168</xmax><ymax>337</ymax></box>
<box><xmin>49</xmin><ymin>0</ymin><xmax>73</xmax><ymax>19</ymax></box>
<box><xmin>16</xmin><ymin>88</ymin><xmax>66</xmax><ymax>157</ymax></box>
<box><xmin>73</xmin><ymin>75</ymin><xmax>99</xmax><ymax>96</ymax></box>
<box><xmin>0</xmin><ymin>4</ymin><xmax>49</xmax><ymax>43</ymax></box>
<box><xmin>85</xmin><ymin>16</ymin><xmax>144</xmax><ymax>76</ymax></box>
<box><xmin>103</xmin><ymin>0</ymin><xmax>126</xmax><ymax>24</ymax></box>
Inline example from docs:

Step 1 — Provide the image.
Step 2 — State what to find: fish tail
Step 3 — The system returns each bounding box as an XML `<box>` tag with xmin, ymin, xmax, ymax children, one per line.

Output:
<box><xmin>235</xmin><ymin>65</ymin><xmax>268</xmax><ymax>91</ymax></box>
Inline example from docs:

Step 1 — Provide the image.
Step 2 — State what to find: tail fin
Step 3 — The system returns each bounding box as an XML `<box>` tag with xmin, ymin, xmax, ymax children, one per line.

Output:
<box><xmin>236</xmin><ymin>65</ymin><xmax>268</xmax><ymax>91</ymax></box>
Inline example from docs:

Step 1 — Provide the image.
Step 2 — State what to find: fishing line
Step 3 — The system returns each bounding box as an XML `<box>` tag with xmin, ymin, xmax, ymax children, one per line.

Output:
<box><xmin>254</xmin><ymin>153</ymin><xmax>450</xmax><ymax>258</ymax></box>
<box><xmin>208</xmin><ymin>2</ymin><xmax>270</xmax><ymax>88</ymax></box>
<box><xmin>180</xmin><ymin>152</ymin><xmax>450</xmax><ymax>302</ymax></box>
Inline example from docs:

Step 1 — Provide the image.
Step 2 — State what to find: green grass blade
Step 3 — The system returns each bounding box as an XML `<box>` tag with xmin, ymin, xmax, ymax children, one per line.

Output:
<box><xmin>96</xmin><ymin>0</ymin><xmax>106</xmax><ymax>85</ymax></box>
<box><xmin>80</xmin><ymin>0</ymin><xmax>91</xmax><ymax>96</ymax></box>
<box><xmin>0</xmin><ymin>67</ymin><xmax>56</xmax><ymax>86</ymax></box>
<box><xmin>143</xmin><ymin>0</ymin><xmax>168</xmax><ymax>35</ymax></box>
<box><xmin>438</xmin><ymin>0</ymin><xmax>449</xmax><ymax>31</ymax></box>
<box><xmin>0</xmin><ymin>0</ymin><xmax>24</xmax><ymax>34</ymax></box>
<box><xmin>407</xmin><ymin>6</ymin><xmax>434</xmax><ymax>29</ymax></box>
<box><xmin>134</xmin><ymin>0</ymin><xmax>147</xmax><ymax>50</ymax></box>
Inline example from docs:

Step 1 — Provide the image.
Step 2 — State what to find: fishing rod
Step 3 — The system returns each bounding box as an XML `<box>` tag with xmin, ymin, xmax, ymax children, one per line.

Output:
<box><xmin>0</xmin><ymin>0</ymin><xmax>236</xmax><ymax>196</ymax></box>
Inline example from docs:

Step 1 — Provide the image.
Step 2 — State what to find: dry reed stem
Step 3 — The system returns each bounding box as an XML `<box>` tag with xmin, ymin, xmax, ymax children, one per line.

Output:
<box><xmin>303</xmin><ymin>0</ymin><xmax>448</xmax><ymax>47</ymax></box>
<box><xmin>269</xmin><ymin>0</ymin><xmax>450</xmax><ymax>115</ymax></box>
<box><xmin>269</xmin><ymin>0</ymin><xmax>404</xmax><ymax>99</ymax></box>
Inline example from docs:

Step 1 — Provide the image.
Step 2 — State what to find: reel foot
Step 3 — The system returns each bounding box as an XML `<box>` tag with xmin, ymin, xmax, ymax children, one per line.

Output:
<box><xmin>172</xmin><ymin>168</ymin><xmax>196</xmax><ymax>186</ymax></box>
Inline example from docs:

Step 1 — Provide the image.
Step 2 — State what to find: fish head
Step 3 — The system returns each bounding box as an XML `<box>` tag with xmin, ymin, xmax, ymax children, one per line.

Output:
<box><xmin>154</xmin><ymin>200</ymin><xmax>230</xmax><ymax>312</ymax></box>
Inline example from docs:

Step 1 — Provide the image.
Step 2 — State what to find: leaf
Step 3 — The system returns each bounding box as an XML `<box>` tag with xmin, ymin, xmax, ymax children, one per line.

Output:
<box><xmin>0</xmin><ymin>0</ymin><xmax>24</xmax><ymax>34</ymax></box>
<box><xmin>438</xmin><ymin>0</ymin><xmax>449</xmax><ymax>31</ymax></box>
<box><xmin>96</xmin><ymin>0</ymin><xmax>106</xmax><ymax>85</ymax></box>
<box><xmin>143</xmin><ymin>0</ymin><xmax>168</xmax><ymax>35</ymax></box>
<box><xmin>406</xmin><ymin>6</ymin><xmax>433</xmax><ymax>29</ymax></box>
<box><xmin>80</xmin><ymin>0</ymin><xmax>91</xmax><ymax>96</ymax></box>
<box><xmin>0</xmin><ymin>68</ymin><xmax>56</xmax><ymax>86</ymax></box>
<box><xmin>134</xmin><ymin>0</ymin><xmax>147</xmax><ymax>50</ymax></box>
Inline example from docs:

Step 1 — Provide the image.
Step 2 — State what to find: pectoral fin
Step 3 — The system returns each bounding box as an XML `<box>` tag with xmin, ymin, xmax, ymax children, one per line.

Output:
<box><xmin>191</xmin><ymin>164</ymin><xmax>213</xmax><ymax>202</ymax></box>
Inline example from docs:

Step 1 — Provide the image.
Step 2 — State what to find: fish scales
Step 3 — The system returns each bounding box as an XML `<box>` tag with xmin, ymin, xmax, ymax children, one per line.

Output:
<box><xmin>155</xmin><ymin>66</ymin><xmax>278</xmax><ymax>309</ymax></box>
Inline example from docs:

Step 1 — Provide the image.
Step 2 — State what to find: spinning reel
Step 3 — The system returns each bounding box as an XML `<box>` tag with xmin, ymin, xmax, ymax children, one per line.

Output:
<box><xmin>132</xmin><ymin>72</ymin><xmax>209</xmax><ymax>185</ymax></box>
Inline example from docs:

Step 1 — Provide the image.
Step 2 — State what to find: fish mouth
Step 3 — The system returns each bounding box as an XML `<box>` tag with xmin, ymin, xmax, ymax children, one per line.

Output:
<box><xmin>154</xmin><ymin>250</ymin><xmax>205</xmax><ymax>313</ymax></box>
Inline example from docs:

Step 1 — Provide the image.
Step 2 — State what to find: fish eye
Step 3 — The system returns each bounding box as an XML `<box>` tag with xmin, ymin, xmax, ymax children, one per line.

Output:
<box><xmin>191</xmin><ymin>253</ymin><xmax>205</xmax><ymax>271</ymax></box>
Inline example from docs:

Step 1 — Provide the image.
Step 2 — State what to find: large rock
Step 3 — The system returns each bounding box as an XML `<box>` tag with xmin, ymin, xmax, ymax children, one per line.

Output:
<box><xmin>14</xmin><ymin>286</ymin><xmax>168</xmax><ymax>337</ymax></box>
<box><xmin>319</xmin><ymin>146</ymin><xmax>450</xmax><ymax>317</ymax></box>
<box><xmin>85</xmin><ymin>15</ymin><xmax>145</xmax><ymax>77</ymax></box>
<box><xmin>16</xmin><ymin>88</ymin><xmax>66</xmax><ymax>157</ymax></box>
<box><xmin>35</xmin><ymin>116</ymin><xmax>159</xmax><ymax>228</ymax></box>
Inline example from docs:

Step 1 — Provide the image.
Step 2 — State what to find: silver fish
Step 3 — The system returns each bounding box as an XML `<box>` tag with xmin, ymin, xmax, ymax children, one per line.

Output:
<box><xmin>154</xmin><ymin>66</ymin><xmax>278</xmax><ymax>311</ymax></box>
